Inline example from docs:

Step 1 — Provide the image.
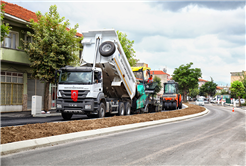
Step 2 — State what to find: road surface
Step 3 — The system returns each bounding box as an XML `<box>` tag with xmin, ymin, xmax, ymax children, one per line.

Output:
<box><xmin>1</xmin><ymin>104</ymin><xmax>245</xmax><ymax>165</ymax></box>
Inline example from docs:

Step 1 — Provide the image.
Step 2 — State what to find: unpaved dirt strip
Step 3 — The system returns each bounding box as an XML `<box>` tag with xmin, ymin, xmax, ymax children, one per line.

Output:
<box><xmin>1</xmin><ymin>104</ymin><xmax>205</xmax><ymax>144</ymax></box>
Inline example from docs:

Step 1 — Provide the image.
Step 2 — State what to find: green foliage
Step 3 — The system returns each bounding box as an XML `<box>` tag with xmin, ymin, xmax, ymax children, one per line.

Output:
<box><xmin>1</xmin><ymin>3</ymin><xmax>11</xmax><ymax>42</ymax></box>
<box><xmin>172</xmin><ymin>62</ymin><xmax>202</xmax><ymax>102</ymax></box>
<box><xmin>231</xmin><ymin>81</ymin><xmax>245</xmax><ymax>97</ymax></box>
<box><xmin>199</xmin><ymin>77</ymin><xmax>217</xmax><ymax>97</ymax></box>
<box><xmin>220</xmin><ymin>89</ymin><xmax>229</xmax><ymax>95</ymax></box>
<box><xmin>153</xmin><ymin>76</ymin><xmax>162</xmax><ymax>95</ymax></box>
<box><xmin>239</xmin><ymin>72</ymin><xmax>246</xmax><ymax>99</ymax></box>
<box><xmin>189</xmin><ymin>87</ymin><xmax>199</xmax><ymax>98</ymax></box>
<box><xmin>23</xmin><ymin>5</ymin><xmax>82</xmax><ymax>83</ymax></box>
<box><xmin>231</xmin><ymin>80</ymin><xmax>245</xmax><ymax>106</ymax></box>
<box><xmin>117</xmin><ymin>30</ymin><xmax>138</xmax><ymax>66</ymax></box>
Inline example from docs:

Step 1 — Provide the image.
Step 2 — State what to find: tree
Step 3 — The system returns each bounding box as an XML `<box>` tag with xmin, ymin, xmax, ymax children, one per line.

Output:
<box><xmin>238</xmin><ymin>72</ymin><xmax>246</xmax><ymax>99</ymax></box>
<box><xmin>230</xmin><ymin>80</ymin><xmax>245</xmax><ymax>106</ymax></box>
<box><xmin>23</xmin><ymin>5</ymin><xmax>82</xmax><ymax>111</ymax></box>
<box><xmin>1</xmin><ymin>3</ymin><xmax>11</xmax><ymax>42</ymax></box>
<box><xmin>117</xmin><ymin>31</ymin><xmax>138</xmax><ymax>66</ymax></box>
<box><xmin>199</xmin><ymin>77</ymin><xmax>217</xmax><ymax>97</ymax></box>
<box><xmin>153</xmin><ymin>76</ymin><xmax>162</xmax><ymax>95</ymax></box>
<box><xmin>172</xmin><ymin>62</ymin><xmax>202</xmax><ymax>102</ymax></box>
<box><xmin>189</xmin><ymin>87</ymin><xmax>199</xmax><ymax>98</ymax></box>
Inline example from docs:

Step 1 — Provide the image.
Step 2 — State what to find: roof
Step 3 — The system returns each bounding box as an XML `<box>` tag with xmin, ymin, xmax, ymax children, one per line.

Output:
<box><xmin>216</xmin><ymin>86</ymin><xmax>223</xmax><ymax>90</ymax></box>
<box><xmin>198</xmin><ymin>78</ymin><xmax>208</xmax><ymax>82</ymax></box>
<box><xmin>1</xmin><ymin>1</ymin><xmax>38</xmax><ymax>22</ymax></box>
<box><xmin>150</xmin><ymin>70</ymin><xmax>170</xmax><ymax>76</ymax></box>
<box><xmin>1</xmin><ymin>1</ymin><xmax>82</xmax><ymax>37</ymax></box>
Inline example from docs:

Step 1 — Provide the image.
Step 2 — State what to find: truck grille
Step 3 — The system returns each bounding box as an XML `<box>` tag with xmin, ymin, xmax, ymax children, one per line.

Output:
<box><xmin>60</xmin><ymin>90</ymin><xmax>90</xmax><ymax>100</ymax></box>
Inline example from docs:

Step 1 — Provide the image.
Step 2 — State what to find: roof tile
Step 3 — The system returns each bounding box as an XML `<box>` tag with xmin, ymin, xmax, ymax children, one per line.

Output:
<box><xmin>1</xmin><ymin>1</ymin><xmax>82</xmax><ymax>37</ymax></box>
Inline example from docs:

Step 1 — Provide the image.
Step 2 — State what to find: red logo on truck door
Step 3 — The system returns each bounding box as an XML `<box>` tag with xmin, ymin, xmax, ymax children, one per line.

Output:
<box><xmin>71</xmin><ymin>90</ymin><xmax>78</xmax><ymax>102</ymax></box>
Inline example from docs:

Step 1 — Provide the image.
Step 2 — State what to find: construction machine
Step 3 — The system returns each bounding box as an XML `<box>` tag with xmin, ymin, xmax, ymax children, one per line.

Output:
<box><xmin>131</xmin><ymin>67</ymin><xmax>162</xmax><ymax>113</ymax></box>
<box><xmin>161</xmin><ymin>80</ymin><xmax>182</xmax><ymax>110</ymax></box>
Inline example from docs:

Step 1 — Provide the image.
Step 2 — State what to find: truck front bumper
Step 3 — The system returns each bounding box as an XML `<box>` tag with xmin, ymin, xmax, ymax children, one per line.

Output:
<box><xmin>56</xmin><ymin>99</ymin><xmax>97</xmax><ymax>113</ymax></box>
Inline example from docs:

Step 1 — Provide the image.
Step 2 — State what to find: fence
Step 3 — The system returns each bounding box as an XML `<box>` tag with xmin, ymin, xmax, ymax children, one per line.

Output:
<box><xmin>1</xmin><ymin>83</ymin><xmax>23</xmax><ymax>105</ymax></box>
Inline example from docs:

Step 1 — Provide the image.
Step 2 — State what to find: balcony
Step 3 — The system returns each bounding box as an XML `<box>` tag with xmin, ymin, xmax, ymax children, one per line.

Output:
<box><xmin>1</xmin><ymin>47</ymin><xmax>31</xmax><ymax>65</ymax></box>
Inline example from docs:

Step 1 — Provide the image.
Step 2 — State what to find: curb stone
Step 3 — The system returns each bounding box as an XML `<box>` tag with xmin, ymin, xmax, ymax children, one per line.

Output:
<box><xmin>1</xmin><ymin>106</ymin><xmax>209</xmax><ymax>155</ymax></box>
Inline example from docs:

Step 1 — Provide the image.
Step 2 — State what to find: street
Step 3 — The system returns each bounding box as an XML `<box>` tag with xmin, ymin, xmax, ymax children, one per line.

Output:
<box><xmin>1</xmin><ymin>104</ymin><xmax>245</xmax><ymax>165</ymax></box>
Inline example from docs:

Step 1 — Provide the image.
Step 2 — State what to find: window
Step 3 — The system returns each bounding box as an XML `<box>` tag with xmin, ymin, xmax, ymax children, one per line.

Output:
<box><xmin>25</xmin><ymin>35</ymin><xmax>33</xmax><ymax>45</ymax></box>
<box><xmin>1</xmin><ymin>71</ymin><xmax>23</xmax><ymax>105</ymax></box>
<box><xmin>2</xmin><ymin>31</ymin><xmax>19</xmax><ymax>49</ymax></box>
<box><xmin>1</xmin><ymin>72</ymin><xmax>23</xmax><ymax>83</ymax></box>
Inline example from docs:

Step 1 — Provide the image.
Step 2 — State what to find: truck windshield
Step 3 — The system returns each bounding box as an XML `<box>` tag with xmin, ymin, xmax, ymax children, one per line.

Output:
<box><xmin>164</xmin><ymin>83</ymin><xmax>176</xmax><ymax>93</ymax></box>
<box><xmin>59</xmin><ymin>71</ymin><xmax>92</xmax><ymax>84</ymax></box>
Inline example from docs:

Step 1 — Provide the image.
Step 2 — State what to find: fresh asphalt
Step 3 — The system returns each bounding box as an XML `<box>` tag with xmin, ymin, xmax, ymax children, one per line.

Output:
<box><xmin>1</xmin><ymin>104</ymin><xmax>245</xmax><ymax>165</ymax></box>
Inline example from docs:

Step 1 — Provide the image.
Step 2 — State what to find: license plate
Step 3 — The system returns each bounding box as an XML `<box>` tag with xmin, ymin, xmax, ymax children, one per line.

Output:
<box><xmin>69</xmin><ymin>104</ymin><xmax>77</xmax><ymax>107</ymax></box>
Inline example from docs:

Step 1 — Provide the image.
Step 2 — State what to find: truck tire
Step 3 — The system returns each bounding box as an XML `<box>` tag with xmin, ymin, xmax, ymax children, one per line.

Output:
<box><xmin>173</xmin><ymin>101</ymin><xmax>177</xmax><ymax>110</ymax></box>
<box><xmin>99</xmin><ymin>41</ymin><xmax>116</xmax><ymax>57</ymax></box>
<box><xmin>179</xmin><ymin>101</ymin><xmax>182</xmax><ymax>109</ymax></box>
<box><xmin>62</xmin><ymin>112</ymin><xmax>73</xmax><ymax>120</ymax></box>
<box><xmin>124</xmin><ymin>102</ymin><xmax>131</xmax><ymax>115</ymax></box>
<box><xmin>118</xmin><ymin>102</ymin><xmax>125</xmax><ymax>116</ymax></box>
<box><xmin>98</xmin><ymin>102</ymin><xmax>106</xmax><ymax>118</ymax></box>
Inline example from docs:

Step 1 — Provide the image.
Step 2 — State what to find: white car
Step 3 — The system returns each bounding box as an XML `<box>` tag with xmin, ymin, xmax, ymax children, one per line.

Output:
<box><xmin>196</xmin><ymin>99</ymin><xmax>204</xmax><ymax>106</ymax></box>
<box><xmin>235</xmin><ymin>99</ymin><xmax>245</xmax><ymax>104</ymax></box>
<box><xmin>203</xmin><ymin>98</ymin><xmax>209</xmax><ymax>104</ymax></box>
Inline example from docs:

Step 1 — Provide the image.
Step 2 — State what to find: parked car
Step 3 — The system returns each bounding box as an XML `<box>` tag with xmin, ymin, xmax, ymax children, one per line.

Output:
<box><xmin>235</xmin><ymin>99</ymin><xmax>245</xmax><ymax>104</ymax></box>
<box><xmin>210</xmin><ymin>99</ymin><xmax>217</xmax><ymax>103</ymax></box>
<box><xmin>203</xmin><ymin>98</ymin><xmax>209</xmax><ymax>104</ymax></box>
<box><xmin>196</xmin><ymin>98</ymin><xmax>204</xmax><ymax>106</ymax></box>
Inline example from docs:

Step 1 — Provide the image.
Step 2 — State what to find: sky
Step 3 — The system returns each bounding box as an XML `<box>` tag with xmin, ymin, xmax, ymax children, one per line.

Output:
<box><xmin>6</xmin><ymin>0</ymin><xmax>246</xmax><ymax>86</ymax></box>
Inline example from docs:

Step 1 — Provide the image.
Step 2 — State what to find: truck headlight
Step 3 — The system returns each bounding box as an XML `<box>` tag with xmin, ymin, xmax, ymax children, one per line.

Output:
<box><xmin>57</xmin><ymin>91</ymin><xmax>62</xmax><ymax>97</ymax></box>
<box><xmin>57</xmin><ymin>104</ymin><xmax>62</xmax><ymax>108</ymax></box>
<box><xmin>85</xmin><ymin>105</ymin><xmax>91</xmax><ymax>109</ymax></box>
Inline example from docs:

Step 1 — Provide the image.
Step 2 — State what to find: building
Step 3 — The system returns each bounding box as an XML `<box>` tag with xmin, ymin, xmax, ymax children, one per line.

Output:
<box><xmin>198</xmin><ymin>78</ymin><xmax>208</xmax><ymax>88</ymax></box>
<box><xmin>150</xmin><ymin>70</ymin><xmax>170</xmax><ymax>96</ymax></box>
<box><xmin>230</xmin><ymin>70</ymin><xmax>245</xmax><ymax>83</ymax></box>
<box><xmin>0</xmin><ymin>1</ymin><xmax>82</xmax><ymax>112</ymax></box>
<box><xmin>216</xmin><ymin>86</ymin><xmax>223</xmax><ymax>94</ymax></box>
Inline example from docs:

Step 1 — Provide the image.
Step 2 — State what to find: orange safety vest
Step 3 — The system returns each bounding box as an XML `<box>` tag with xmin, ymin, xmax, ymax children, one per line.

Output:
<box><xmin>147</xmin><ymin>77</ymin><xmax>153</xmax><ymax>83</ymax></box>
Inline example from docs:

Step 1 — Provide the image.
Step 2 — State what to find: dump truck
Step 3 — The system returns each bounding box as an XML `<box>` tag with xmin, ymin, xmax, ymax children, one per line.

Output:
<box><xmin>55</xmin><ymin>29</ymin><xmax>159</xmax><ymax>120</ymax></box>
<box><xmin>161</xmin><ymin>80</ymin><xmax>182</xmax><ymax>110</ymax></box>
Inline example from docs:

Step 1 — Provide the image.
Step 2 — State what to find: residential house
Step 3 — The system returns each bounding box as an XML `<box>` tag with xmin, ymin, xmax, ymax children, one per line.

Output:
<box><xmin>0</xmin><ymin>1</ymin><xmax>82</xmax><ymax>112</ymax></box>
<box><xmin>150</xmin><ymin>70</ymin><xmax>170</xmax><ymax>96</ymax></box>
<box><xmin>198</xmin><ymin>78</ymin><xmax>208</xmax><ymax>88</ymax></box>
<box><xmin>230</xmin><ymin>70</ymin><xmax>245</xmax><ymax>83</ymax></box>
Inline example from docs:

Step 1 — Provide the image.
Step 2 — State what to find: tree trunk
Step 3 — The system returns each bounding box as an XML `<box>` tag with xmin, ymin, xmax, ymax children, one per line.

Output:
<box><xmin>238</xmin><ymin>96</ymin><xmax>241</xmax><ymax>107</ymax></box>
<box><xmin>184</xmin><ymin>89</ymin><xmax>187</xmax><ymax>102</ymax></box>
<box><xmin>44</xmin><ymin>81</ymin><xmax>50</xmax><ymax>111</ymax></box>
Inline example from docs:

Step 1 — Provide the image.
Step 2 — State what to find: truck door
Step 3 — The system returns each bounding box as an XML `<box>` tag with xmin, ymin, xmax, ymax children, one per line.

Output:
<box><xmin>93</xmin><ymin>71</ymin><xmax>102</xmax><ymax>92</ymax></box>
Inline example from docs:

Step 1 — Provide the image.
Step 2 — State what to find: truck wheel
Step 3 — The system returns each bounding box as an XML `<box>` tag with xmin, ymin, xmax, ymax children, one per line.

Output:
<box><xmin>124</xmin><ymin>102</ymin><xmax>131</xmax><ymax>115</ymax></box>
<box><xmin>62</xmin><ymin>112</ymin><xmax>73</xmax><ymax>120</ymax></box>
<box><xmin>179</xmin><ymin>101</ymin><xmax>182</xmax><ymax>109</ymax></box>
<box><xmin>118</xmin><ymin>102</ymin><xmax>125</xmax><ymax>116</ymax></box>
<box><xmin>98</xmin><ymin>102</ymin><xmax>106</xmax><ymax>118</ymax></box>
<box><xmin>173</xmin><ymin>102</ymin><xmax>177</xmax><ymax>110</ymax></box>
<box><xmin>99</xmin><ymin>41</ymin><xmax>116</xmax><ymax>57</ymax></box>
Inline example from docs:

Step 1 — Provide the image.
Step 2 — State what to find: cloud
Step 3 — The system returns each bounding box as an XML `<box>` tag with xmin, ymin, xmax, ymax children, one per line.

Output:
<box><xmin>153</xmin><ymin>1</ymin><xmax>245</xmax><ymax>11</ymax></box>
<box><xmin>8</xmin><ymin>0</ymin><xmax>246</xmax><ymax>86</ymax></box>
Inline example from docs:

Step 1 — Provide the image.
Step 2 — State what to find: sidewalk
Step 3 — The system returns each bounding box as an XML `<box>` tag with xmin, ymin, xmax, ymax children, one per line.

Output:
<box><xmin>1</xmin><ymin>109</ymin><xmax>61</xmax><ymax>118</ymax></box>
<box><xmin>211</xmin><ymin>103</ymin><xmax>246</xmax><ymax>110</ymax></box>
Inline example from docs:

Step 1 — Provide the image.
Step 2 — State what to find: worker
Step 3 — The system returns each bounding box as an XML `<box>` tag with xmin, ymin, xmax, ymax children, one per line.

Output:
<box><xmin>147</xmin><ymin>75</ymin><xmax>153</xmax><ymax>83</ymax></box>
